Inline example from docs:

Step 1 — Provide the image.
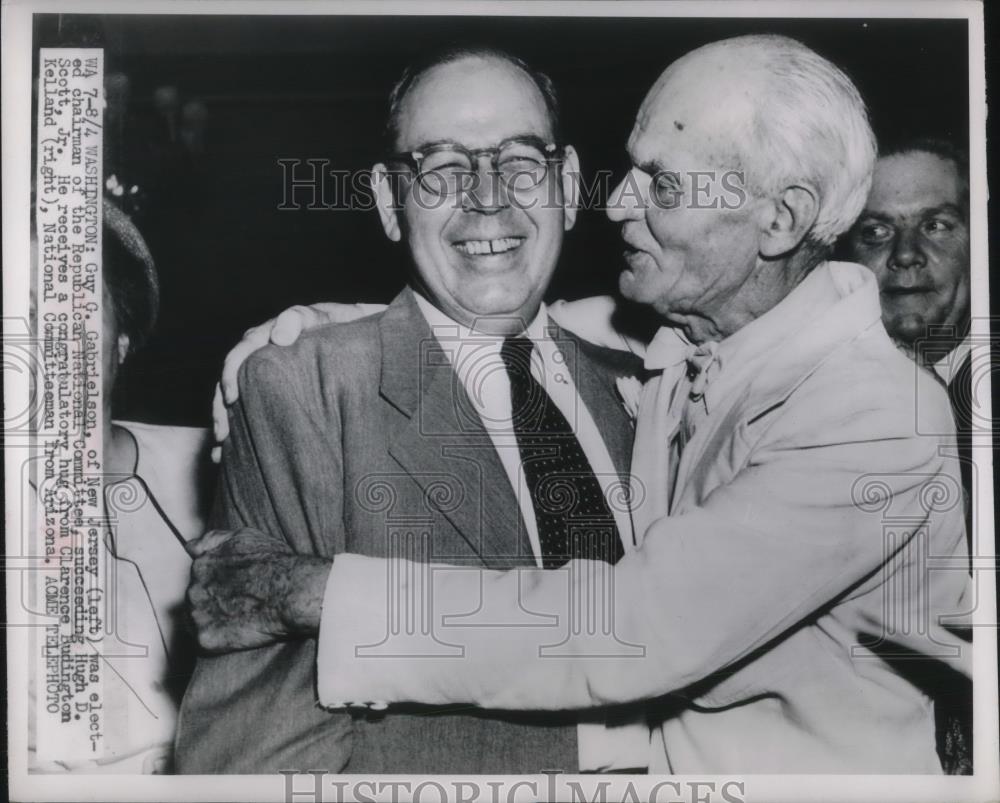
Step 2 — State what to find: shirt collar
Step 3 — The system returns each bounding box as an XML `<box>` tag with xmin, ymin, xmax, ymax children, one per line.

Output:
<box><xmin>643</xmin><ymin>261</ymin><xmax>880</xmax><ymax>412</ymax></box>
<box><xmin>643</xmin><ymin>326</ymin><xmax>695</xmax><ymax>370</ymax></box>
<box><xmin>932</xmin><ymin>336</ymin><xmax>971</xmax><ymax>385</ymax></box>
<box><xmin>413</xmin><ymin>292</ymin><xmax>549</xmax><ymax>347</ymax></box>
<box><xmin>716</xmin><ymin>260</ymin><xmax>868</xmax><ymax>371</ymax></box>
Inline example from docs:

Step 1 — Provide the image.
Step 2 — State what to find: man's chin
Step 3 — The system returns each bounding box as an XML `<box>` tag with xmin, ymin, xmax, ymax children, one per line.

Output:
<box><xmin>618</xmin><ymin>268</ymin><xmax>645</xmax><ymax>302</ymax></box>
<box><xmin>453</xmin><ymin>294</ymin><xmax>542</xmax><ymax>333</ymax></box>
<box><xmin>885</xmin><ymin>311</ymin><xmax>932</xmax><ymax>346</ymax></box>
<box><xmin>619</xmin><ymin>266</ymin><xmax>668</xmax><ymax>310</ymax></box>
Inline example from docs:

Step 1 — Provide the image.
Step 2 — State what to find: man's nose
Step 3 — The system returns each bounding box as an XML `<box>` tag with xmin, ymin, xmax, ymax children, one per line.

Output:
<box><xmin>887</xmin><ymin>227</ymin><xmax>927</xmax><ymax>270</ymax></box>
<box><xmin>606</xmin><ymin>171</ymin><xmax>646</xmax><ymax>223</ymax></box>
<box><xmin>462</xmin><ymin>163</ymin><xmax>509</xmax><ymax>214</ymax></box>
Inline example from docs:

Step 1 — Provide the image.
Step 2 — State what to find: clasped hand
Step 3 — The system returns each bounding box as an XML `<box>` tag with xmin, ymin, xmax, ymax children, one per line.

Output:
<box><xmin>212</xmin><ymin>302</ymin><xmax>380</xmax><ymax>457</ymax></box>
<box><xmin>186</xmin><ymin>527</ymin><xmax>331</xmax><ymax>653</ymax></box>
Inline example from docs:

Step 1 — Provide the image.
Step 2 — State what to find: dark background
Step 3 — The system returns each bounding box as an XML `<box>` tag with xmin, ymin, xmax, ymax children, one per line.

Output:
<box><xmin>32</xmin><ymin>13</ymin><xmax>972</xmax><ymax>426</ymax></box>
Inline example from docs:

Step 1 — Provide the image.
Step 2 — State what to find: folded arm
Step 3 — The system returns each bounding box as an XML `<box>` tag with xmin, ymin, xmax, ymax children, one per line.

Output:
<box><xmin>315</xmin><ymin>396</ymin><xmax>963</xmax><ymax>711</ymax></box>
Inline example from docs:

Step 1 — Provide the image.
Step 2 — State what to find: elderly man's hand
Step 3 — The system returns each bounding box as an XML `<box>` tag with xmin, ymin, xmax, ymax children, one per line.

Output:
<box><xmin>186</xmin><ymin>528</ymin><xmax>332</xmax><ymax>653</ymax></box>
<box><xmin>211</xmin><ymin>302</ymin><xmax>385</xmax><ymax>459</ymax></box>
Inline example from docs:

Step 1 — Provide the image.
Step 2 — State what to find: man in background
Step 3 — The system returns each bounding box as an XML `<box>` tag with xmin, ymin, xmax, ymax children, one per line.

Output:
<box><xmin>846</xmin><ymin>139</ymin><xmax>972</xmax><ymax>538</ymax></box>
<box><xmin>845</xmin><ymin>139</ymin><xmax>974</xmax><ymax>773</ymax></box>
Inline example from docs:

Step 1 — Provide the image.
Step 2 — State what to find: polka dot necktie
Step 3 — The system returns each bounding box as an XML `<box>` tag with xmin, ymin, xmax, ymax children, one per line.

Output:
<box><xmin>500</xmin><ymin>336</ymin><xmax>624</xmax><ymax>568</ymax></box>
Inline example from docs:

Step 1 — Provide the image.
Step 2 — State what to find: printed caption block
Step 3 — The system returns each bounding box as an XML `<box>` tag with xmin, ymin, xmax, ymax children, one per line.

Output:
<box><xmin>33</xmin><ymin>48</ymin><xmax>106</xmax><ymax>763</ymax></box>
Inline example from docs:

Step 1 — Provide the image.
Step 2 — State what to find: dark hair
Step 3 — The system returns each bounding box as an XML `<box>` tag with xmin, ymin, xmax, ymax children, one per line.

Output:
<box><xmin>880</xmin><ymin>137</ymin><xmax>969</xmax><ymax>200</ymax></box>
<box><xmin>383</xmin><ymin>46</ymin><xmax>561</xmax><ymax>150</ymax></box>
<box><xmin>103</xmin><ymin>201</ymin><xmax>159</xmax><ymax>355</ymax></box>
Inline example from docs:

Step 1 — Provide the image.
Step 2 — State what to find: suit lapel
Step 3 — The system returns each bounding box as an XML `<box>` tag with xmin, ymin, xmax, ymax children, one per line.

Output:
<box><xmin>381</xmin><ymin>289</ymin><xmax>533</xmax><ymax>569</ymax></box>
<box><xmin>550</xmin><ymin>321</ymin><xmax>636</xmax><ymax>486</ymax></box>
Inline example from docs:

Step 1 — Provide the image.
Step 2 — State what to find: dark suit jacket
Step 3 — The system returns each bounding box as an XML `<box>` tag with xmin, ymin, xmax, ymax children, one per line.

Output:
<box><xmin>175</xmin><ymin>288</ymin><xmax>641</xmax><ymax>773</ymax></box>
<box><xmin>946</xmin><ymin>350</ymin><xmax>973</xmax><ymax>555</ymax></box>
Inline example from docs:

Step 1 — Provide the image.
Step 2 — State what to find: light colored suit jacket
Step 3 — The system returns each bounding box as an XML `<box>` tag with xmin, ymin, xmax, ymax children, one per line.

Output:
<box><xmin>316</xmin><ymin>263</ymin><xmax>971</xmax><ymax>773</ymax></box>
<box><xmin>174</xmin><ymin>287</ymin><xmax>641</xmax><ymax>774</ymax></box>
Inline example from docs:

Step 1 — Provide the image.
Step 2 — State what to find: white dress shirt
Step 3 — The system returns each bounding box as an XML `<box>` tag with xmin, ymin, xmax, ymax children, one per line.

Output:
<box><xmin>413</xmin><ymin>293</ymin><xmax>635</xmax><ymax>562</ymax></box>
<box><xmin>932</xmin><ymin>336</ymin><xmax>971</xmax><ymax>386</ymax></box>
<box><xmin>415</xmin><ymin>295</ymin><xmax>646</xmax><ymax>771</ymax></box>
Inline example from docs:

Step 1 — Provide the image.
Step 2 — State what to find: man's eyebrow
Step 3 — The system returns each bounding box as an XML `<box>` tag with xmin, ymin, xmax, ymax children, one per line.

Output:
<box><xmin>404</xmin><ymin>132</ymin><xmax>553</xmax><ymax>152</ymax></box>
<box><xmin>923</xmin><ymin>203</ymin><xmax>967</xmax><ymax>220</ymax></box>
<box><xmin>396</xmin><ymin>138</ymin><xmax>458</xmax><ymax>153</ymax></box>
<box><xmin>856</xmin><ymin>210</ymin><xmax>895</xmax><ymax>223</ymax></box>
<box><xmin>857</xmin><ymin>203</ymin><xmax>968</xmax><ymax>225</ymax></box>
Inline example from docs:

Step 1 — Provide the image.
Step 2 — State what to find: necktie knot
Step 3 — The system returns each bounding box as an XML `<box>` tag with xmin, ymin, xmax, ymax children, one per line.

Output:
<box><xmin>686</xmin><ymin>341</ymin><xmax>720</xmax><ymax>401</ymax></box>
<box><xmin>501</xmin><ymin>336</ymin><xmax>546</xmax><ymax>431</ymax></box>
<box><xmin>500</xmin><ymin>335</ymin><xmax>535</xmax><ymax>376</ymax></box>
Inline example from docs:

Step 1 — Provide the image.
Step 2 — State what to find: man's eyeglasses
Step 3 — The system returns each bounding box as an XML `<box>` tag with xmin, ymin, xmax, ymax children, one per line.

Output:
<box><xmin>385</xmin><ymin>136</ymin><xmax>564</xmax><ymax>198</ymax></box>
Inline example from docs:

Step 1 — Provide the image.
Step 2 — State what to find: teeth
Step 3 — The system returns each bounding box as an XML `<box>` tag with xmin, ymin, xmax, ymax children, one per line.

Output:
<box><xmin>455</xmin><ymin>237</ymin><xmax>522</xmax><ymax>255</ymax></box>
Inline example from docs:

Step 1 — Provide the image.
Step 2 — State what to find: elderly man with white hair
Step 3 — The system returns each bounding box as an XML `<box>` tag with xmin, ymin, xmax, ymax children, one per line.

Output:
<box><xmin>194</xmin><ymin>34</ymin><xmax>970</xmax><ymax>773</ymax></box>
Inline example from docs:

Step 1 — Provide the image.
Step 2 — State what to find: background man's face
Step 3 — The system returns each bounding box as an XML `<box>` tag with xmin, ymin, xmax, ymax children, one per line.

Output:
<box><xmin>391</xmin><ymin>56</ymin><xmax>573</xmax><ymax>331</ymax></box>
<box><xmin>607</xmin><ymin>57</ymin><xmax>763</xmax><ymax>331</ymax></box>
<box><xmin>847</xmin><ymin>151</ymin><xmax>970</xmax><ymax>345</ymax></box>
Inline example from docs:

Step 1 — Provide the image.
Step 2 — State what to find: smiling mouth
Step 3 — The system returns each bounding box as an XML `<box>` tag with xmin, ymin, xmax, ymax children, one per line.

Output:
<box><xmin>453</xmin><ymin>237</ymin><xmax>525</xmax><ymax>256</ymax></box>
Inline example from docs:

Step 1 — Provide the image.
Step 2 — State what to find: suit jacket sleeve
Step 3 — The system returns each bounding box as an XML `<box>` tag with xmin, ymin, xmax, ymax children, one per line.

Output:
<box><xmin>315</xmin><ymin>368</ymin><xmax>967</xmax><ymax>711</ymax></box>
<box><xmin>211</xmin><ymin>358</ymin><xmax>280</xmax><ymax>534</ymax></box>
<box><xmin>548</xmin><ymin>295</ymin><xmax>648</xmax><ymax>355</ymax></box>
<box><xmin>176</xmin><ymin>349</ymin><xmax>351</xmax><ymax>773</ymax></box>
<box><xmin>212</xmin><ymin>349</ymin><xmax>344</xmax><ymax>552</ymax></box>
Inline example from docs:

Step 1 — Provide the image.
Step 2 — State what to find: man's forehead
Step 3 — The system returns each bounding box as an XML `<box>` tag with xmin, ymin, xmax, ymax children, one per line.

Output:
<box><xmin>865</xmin><ymin>152</ymin><xmax>965</xmax><ymax>217</ymax></box>
<box><xmin>397</xmin><ymin>57</ymin><xmax>553</xmax><ymax>148</ymax></box>
<box><xmin>628</xmin><ymin>60</ymin><xmax>750</xmax><ymax>167</ymax></box>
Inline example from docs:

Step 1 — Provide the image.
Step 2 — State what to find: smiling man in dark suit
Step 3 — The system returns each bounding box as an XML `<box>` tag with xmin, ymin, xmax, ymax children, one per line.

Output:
<box><xmin>175</xmin><ymin>47</ymin><xmax>646</xmax><ymax>774</ymax></box>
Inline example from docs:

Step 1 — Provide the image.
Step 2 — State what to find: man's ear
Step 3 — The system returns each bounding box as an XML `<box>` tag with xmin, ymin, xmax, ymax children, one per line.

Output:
<box><xmin>560</xmin><ymin>146</ymin><xmax>581</xmax><ymax>232</ymax></box>
<box><xmin>758</xmin><ymin>183</ymin><xmax>819</xmax><ymax>258</ymax></box>
<box><xmin>372</xmin><ymin>163</ymin><xmax>402</xmax><ymax>243</ymax></box>
<box><xmin>117</xmin><ymin>333</ymin><xmax>130</xmax><ymax>364</ymax></box>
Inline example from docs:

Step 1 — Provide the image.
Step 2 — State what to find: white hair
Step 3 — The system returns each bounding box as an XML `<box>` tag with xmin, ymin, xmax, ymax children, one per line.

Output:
<box><xmin>714</xmin><ymin>34</ymin><xmax>877</xmax><ymax>248</ymax></box>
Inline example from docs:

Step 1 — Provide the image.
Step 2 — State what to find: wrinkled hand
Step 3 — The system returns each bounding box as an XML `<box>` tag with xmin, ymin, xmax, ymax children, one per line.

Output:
<box><xmin>212</xmin><ymin>302</ymin><xmax>384</xmax><ymax>458</ymax></box>
<box><xmin>186</xmin><ymin>527</ymin><xmax>332</xmax><ymax>653</ymax></box>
